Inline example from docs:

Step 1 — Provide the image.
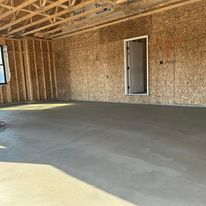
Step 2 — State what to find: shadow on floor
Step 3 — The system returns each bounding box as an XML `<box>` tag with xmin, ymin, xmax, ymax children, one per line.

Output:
<box><xmin>0</xmin><ymin>102</ymin><xmax>206</xmax><ymax>206</ymax></box>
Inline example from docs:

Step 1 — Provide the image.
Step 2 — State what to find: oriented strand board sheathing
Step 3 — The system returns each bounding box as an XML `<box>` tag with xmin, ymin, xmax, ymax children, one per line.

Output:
<box><xmin>54</xmin><ymin>0</ymin><xmax>206</xmax><ymax>106</ymax></box>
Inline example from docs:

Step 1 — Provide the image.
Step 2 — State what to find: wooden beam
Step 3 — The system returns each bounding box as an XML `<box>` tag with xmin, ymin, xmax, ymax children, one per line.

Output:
<box><xmin>50</xmin><ymin>10</ymin><xmax>123</xmax><ymax>37</ymax></box>
<box><xmin>54</xmin><ymin>0</ymin><xmax>202</xmax><ymax>39</ymax></box>
<box><xmin>0</xmin><ymin>0</ymin><xmax>69</xmax><ymax>32</ymax></box>
<box><xmin>32</xmin><ymin>39</ymin><xmax>40</xmax><ymax>100</ymax></box>
<box><xmin>23</xmin><ymin>2</ymin><xmax>111</xmax><ymax>36</ymax></box>
<box><xmin>12</xmin><ymin>40</ymin><xmax>20</xmax><ymax>102</ymax></box>
<box><xmin>0</xmin><ymin>0</ymin><xmax>8</xmax><ymax>15</ymax></box>
<box><xmin>0</xmin><ymin>3</ymin><xmax>64</xmax><ymax>20</ymax></box>
<box><xmin>51</xmin><ymin>41</ymin><xmax>57</xmax><ymax>99</ymax></box>
<box><xmin>46</xmin><ymin>41</ymin><xmax>54</xmax><ymax>99</ymax></box>
<box><xmin>0</xmin><ymin>87</ymin><xmax>3</xmax><ymax>104</ymax></box>
<box><xmin>9</xmin><ymin>10</ymin><xmax>70</xmax><ymax>35</ymax></box>
<box><xmin>0</xmin><ymin>0</ymin><xmax>38</xmax><ymax>20</ymax></box>
<box><xmin>39</xmin><ymin>39</ymin><xmax>47</xmax><ymax>100</ymax></box>
<box><xmin>42</xmin><ymin>26</ymin><xmax>62</xmax><ymax>36</ymax></box>
<box><xmin>9</xmin><ymin>0</ymin><xmax>99</xmax><ymax>35</ymax></box>
<box><xmin>42</xmin><ymin>0</ymin><xmax>48</xmax><ymax>7</ymax></box>
<box><xmin>45</xmin><ymin>4</ymin><xmax>120</xmax><ymax>37</ymax></box>
<box><xmin>47</xmin><ymin>0</ymin><xmax>68</xmax><ymax>9</ymax></box>
<box><xmin>31</xmin><ymin>2</ymin><xmax>40</xmax><ymax>9</ymax></box>
<box><xmin>0</xmin><ymin>3</ymin><xmax>14</xmax><ymax>9</ymax></box>
<box><xmin>71</xmin><ymin>0</ymin><xmax>76</xmax><ymax>6</ymax></box>
<box><xmin>23</xmin><ymin>39</ymin><xmax>33</xmax><ymax>102</ymax></box>
<box><xmin>18</xmin><ymin>40</ymin><xmax>27</xmax><ymax>101</ymax></box>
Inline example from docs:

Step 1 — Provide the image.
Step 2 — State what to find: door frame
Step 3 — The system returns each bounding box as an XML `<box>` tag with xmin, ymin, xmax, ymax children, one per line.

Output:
<box><xmin>124</xmin><ymin>35</ymin><xmax>149</xmax><ymax>96</ymax></box>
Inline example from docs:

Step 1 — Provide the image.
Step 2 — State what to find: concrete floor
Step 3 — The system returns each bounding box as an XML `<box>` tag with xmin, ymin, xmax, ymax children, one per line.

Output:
<box><xmin>0</xmin><ymin>101</ymin><xmax>206</xmax><ymax>206</ymax></box>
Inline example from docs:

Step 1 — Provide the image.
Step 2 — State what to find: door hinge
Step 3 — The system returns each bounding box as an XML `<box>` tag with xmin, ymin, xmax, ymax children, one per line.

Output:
<box><xmin>127</xmin><ymin>66</ymin><xmax>130</xmax><ymax>70</ymax></box>
<box><xmin>127</xmin><ymin>46</ymin><xmax>129</xmax><ymax>50</ymax></box>
<box><xmin>128</xmin><ymin>86</ymin><xmax>130</xmax><ymax>90</ymax></box>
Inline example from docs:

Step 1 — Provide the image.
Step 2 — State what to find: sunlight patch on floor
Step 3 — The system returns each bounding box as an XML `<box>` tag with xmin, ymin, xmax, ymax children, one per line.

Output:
<box><xmin>0</xmin><ymin>103</ymin><xmax>74</xmax><ymax>111</ymax></box>
<box><xmin>0</xmin><ymin>162</ymin><xmax>137</xmax><ymax>206</ymax></box>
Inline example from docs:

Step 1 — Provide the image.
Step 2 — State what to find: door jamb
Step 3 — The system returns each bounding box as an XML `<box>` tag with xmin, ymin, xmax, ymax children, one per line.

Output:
<box><xmin>124</xmin><ymin>35</ymin><xmax>149</xmax><ymax>96</ymax></box>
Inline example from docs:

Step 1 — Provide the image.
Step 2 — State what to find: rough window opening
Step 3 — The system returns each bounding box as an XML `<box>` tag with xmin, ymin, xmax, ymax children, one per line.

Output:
<box><xmin>124</xmin><ymin>36</ymin><xmax>149</xmax><ymax>95</ymax></box>
<box><xmin>0</xmin><ymin>45</ymin><xmax>11</xmax><ymax>85</ymax></box>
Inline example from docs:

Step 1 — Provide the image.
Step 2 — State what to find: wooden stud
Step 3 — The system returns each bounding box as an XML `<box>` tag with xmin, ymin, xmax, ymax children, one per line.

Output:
<box><xmin>4</xmin><ymin>39</ymin><xmax>17</xmax><ymax>103</ymax></box>
<box><xmin>32</xmin><ymin>39</ymin><xmax>40</xmax><ymax>100</ymax></box>
<box><xmin>47</xmin><ymin>41</ymin><xmax>54</xmax><ymax>99</ymax></box>
<box><xmin>23</xmin><ymin>38</ymin><xmax>33</xmax><ymax>102</ymax></box>
<box><xmin>0</xmin><ymin>88</ymin><xmax>3</xmax><ymax>104</ymax></box>
<box><xmin>11</xmin><ymin>40</ymin><xmax>20</xmax><ymax>102</ymax></box>
<box><xmin>39</xmin><ymin>39</ymin><xmax>47</xmax><ymax>100</ymax></box>
<box><xmin>18</xmin><ymin>40</ymin><xmax>27</xmax><ymax>101</ymax></box>
<box><xmin>51</xmin><ymin>41</ymin><xmax>57</xmax><ymax>99</ymax></box>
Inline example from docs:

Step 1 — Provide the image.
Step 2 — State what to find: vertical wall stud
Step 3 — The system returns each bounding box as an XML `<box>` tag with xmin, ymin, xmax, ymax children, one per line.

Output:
<box><xmin>23</xmin><ymin>38</ymin><xmax>33</xmax><ymax>102</ymax></box>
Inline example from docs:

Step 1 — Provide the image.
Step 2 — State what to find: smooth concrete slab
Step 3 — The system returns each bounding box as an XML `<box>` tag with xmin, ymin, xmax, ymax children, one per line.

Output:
<box><xmin>0</xmin><ymin>101</ymin><xmax>206</xmax><ymax>206</ymax></box>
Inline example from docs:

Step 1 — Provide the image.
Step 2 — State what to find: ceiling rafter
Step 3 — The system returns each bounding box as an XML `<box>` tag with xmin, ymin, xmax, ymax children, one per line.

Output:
<box><xmin>71</xmin><ymin>0</ymin><xmax>76</xmax><ymax>6</ymax></box>
<box><xmin>0</xmin><ymin>0</ymin><xmax>38</xmax><ymax>20</ymax></box>
<box><xmin>42</xmin><ymin>2</ymin><xmax>119</xmax><ymax>37</ymax></box>
<box><xmin>49</xmin><ymin>12</ymin><xmax>120</xmax><ymax>38</ymax></box>
<box><xmin>32</xmin><ymin>3</ymin><xmax>41</xmax><ymax>9</ymax></box>
<box><xmin>0</xmin><ymin>0</ymin><xmax>69</xmax><ymax>33</ymax></box>
<box><xmin>0</xmin><ymin>0</ymin><xmax>9</xmax><ymax>15</ymax></box>
<box><xmin>0</xmin><ymin>0</ymin><xmax>202</xmax><ymax>39</ymax></box>
<box><xmin>8</xmin><ymin>0</ymin><xmax>99</xmax><ymax>35</ymax></box>
<box><xmin>0</xmin><ymin>3</ymin><xmax>64</xmax><ymax>20</ymax></box>
<box><xmin>53</xmin><ymin>0</ymin><xmax>202</xmax><ymax>39</ymax></box>
<box><xmin>41</xmin><ymin>0</ymin><xmax>48</xmax><ymax>7</ymax></box>
<box><xmin>22</xmin><ymin>1</ymin><xmax>114</xmax><ymax>36</ymax></box>
<box><xmin>47</xmin><ymin>0</ymin><xmax>68</xmax><ymax>9</ymax></box>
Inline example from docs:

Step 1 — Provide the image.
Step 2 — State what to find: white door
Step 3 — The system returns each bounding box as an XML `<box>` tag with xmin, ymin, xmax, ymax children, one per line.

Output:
<box><xmin>128</xmin><ymin>41</ymin><xmax>144</xmax><ymax>94</ymax></box>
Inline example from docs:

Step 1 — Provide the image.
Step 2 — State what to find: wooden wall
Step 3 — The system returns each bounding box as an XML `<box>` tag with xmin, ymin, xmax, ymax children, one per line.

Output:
<box><xmin>54</xmin><ymin>0</ymin><xmax>206</xmax><ymax>106</ymax></box>
<box><xmin>0</xmin><ymin>38</ymin><xmax>57</xmax><ymax>104</ymax></box>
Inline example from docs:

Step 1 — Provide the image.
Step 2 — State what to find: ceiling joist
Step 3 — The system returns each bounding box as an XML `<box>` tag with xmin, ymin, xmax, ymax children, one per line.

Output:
<box><xmin>23</xmin><ymin>1</ymin><xmax>114</xmax><ymax>36</ymax></box>
<box><xmin>0</xmin><ymin>0</ymin><xmax>202</xmax><ymax>39</ymax></box>
<box><xmin>8</xmin><ymin>0</ymin><xmax>99</xmax><ymax>35</ymax></box>
<box><xmin>0</xmin><ymin>0</ymin><xmax>69</xmax><ymax>33</ymax></box>
<box><xmin>0</xmin><ymin>0</ymin><xmax>38</xmax><ymax>20</ymax></box>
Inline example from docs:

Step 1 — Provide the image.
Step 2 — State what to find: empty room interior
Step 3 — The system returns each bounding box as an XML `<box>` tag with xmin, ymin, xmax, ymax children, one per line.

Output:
<box><xmin>0</xmin><ymin>0</ymin><xmax>206</xmax><ymax>205</ymax></box>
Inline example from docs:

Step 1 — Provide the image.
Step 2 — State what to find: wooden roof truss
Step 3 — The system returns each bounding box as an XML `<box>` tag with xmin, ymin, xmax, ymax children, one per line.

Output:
<box><xmin>0</xmin><ymin>0</ymin><xmax>202</xmax><ymax>39</ymax></box>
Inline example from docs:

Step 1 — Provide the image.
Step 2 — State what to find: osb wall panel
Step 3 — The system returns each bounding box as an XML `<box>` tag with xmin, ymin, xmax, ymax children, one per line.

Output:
<box><xmin>54</xmin><ymin>0</ymin><xmax>206</xmax><ymax>106</ymax></box>
<box><xmin>0</xmin><ymin>38</ymin><xmax>57</xmax><ymax>105</ymax></box>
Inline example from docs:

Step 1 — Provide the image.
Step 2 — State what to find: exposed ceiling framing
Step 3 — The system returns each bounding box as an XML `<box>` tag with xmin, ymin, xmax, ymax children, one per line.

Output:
<box><xmin>0</xmin><ymin>0</ymin><xmax>202</xmax><ymax>39</ymax></box>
